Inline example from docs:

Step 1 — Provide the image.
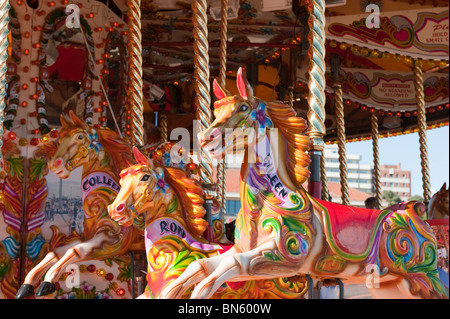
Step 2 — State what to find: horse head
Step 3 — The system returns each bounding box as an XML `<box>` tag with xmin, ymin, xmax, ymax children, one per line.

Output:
<box><xmin>108</xmin><ymin>147</ymin><xmax>158</xmax><ymax>227</ymax></box>
<box><xmin>48</xmin><ymin>111</ymin><xmax>105</xmax><ymax>178</ymax></box>
<box><xmin>198</xmin><ymin>68</ymin><xmax>275</xmax><ymax>159</ymax></box>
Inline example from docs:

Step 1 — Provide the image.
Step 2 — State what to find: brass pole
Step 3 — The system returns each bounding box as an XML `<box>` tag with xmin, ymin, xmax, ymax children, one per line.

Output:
<box><xmin>160</xmin><ymin>114</ymin><xmax>168</xmax><ymax>143</ymax></box>
<box><xmin>334</xmin><ymin>82</ymin><xmax>349</xmax><ymax>206</ymax></box>
<box><xmin>371</xmin><ymin>113</ymin><xmax>382</xmax><ymax>208</ymax></box>
<box><xmin>193</xmin><ymin>0</ymin><xmax>213</xmax><ymax>187</ymax></box>
<box><xmin>331</xmin><ymin>54</ymin><xmax>349</xmax><ymax>205</ymax></box>
<box><xmin>127</xmin><ymin>0</ymin><xmax>145</xmax><ymax>146</ymax></box>
<box><xmin>414</xmin><ymin>59</ymin><xmax>431</xmax><ymax>204</ymax></box>
<box><xmin>216</xmin><ymin>0</ymin><xmax>228</xmax><ymax>216</ymax></box>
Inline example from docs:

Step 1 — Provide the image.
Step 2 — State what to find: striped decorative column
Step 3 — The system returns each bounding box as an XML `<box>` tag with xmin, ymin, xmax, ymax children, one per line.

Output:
<box><xmin>0</xmin><ymin>0</ymin><xmax>9</xmax><ymax>172</ymax></box>
<box><xmin>305</xmin><ymin>0</ymin><xmax>326</xmax><ymax>199</ymax></box>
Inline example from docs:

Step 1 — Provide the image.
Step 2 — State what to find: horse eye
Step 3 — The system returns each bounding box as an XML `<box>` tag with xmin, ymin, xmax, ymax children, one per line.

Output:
<box><xmin>239</xmin><ymin>104</ymin><xmax>248</xmax><ymax>112</ymax></box>
<box><xmin>77</xmin><ymin>135</ymin><xmax>83</xmax><ymax>140</ymax></box>
<box><xmin>141</xmin><ymin>174</ymin><xmax>150</xmax><ymax>181</ymax></box>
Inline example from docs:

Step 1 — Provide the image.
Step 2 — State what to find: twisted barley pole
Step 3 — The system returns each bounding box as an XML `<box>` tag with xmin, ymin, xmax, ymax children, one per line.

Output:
<box><xmin>305</xmin><ymin>0</ymin><xmax>326</xmax><ymax>150</ymax></box>
<box><xmin>371</xmin><ymin>112</ymin><xmax>382</xmax><ymax>208</ymax></box>
<box><xmin>216</xmin><ymin>0</ymin><xmax>228</xmax><ymax>215</ymax></box>
<box><xmin>414</xmin><ymin>59</ymin><xmax>431</xmax><ymax>204</ymax></box>
<box><xmin>334</xmin><ymin>83</ymin><xmax>349</xmax><ymax>206</ymax></box>
<box><xmin>193</xmin><ymin>0</ymin><xmax>213</xmax><ymax>186</ymax></box>
<box><xmin>0</xmin><ymin>0</ymin><xmax>9</xmax><ymax>172</ymax></box>
<box><xmin>160</xmin><ymin>114</ymin><xmax>168</xmax><ymax>143</ymax></box>
<box><xmin>305</xmin><ymin>0</ymin><xmax>326</xmax><ymax>199</ymax></box>
<box><xmin>320</xmin><ymin>153</ymin><xmax>330</xmax><ymax>201</ymax></box>
<box><xmin>127</xmin><ymin>0</ymin><xmax>145</xmax><ymax>146</ymax></box>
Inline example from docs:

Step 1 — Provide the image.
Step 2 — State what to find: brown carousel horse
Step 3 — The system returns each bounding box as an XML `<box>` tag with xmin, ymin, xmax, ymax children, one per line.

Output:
<box><xmin>428</xmin><ymin>183</ymin><xmax>449</xmax><ymax>220</ymax></box>
<box><xmin>16</xmin><ymin>111</ymin><xmax>143</xmax><ymax>299</ymax></box>
<box><xmin>159</xmin><ymin>68</ymin><xmax>448</xmax><ymax>299</ymax></box>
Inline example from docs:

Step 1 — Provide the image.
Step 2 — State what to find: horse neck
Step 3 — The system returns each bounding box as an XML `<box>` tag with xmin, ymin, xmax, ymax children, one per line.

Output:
<box><xmin>240</xmin><ymin>130</ymin><xmax>298</xmax><ymax>204</ymax></box>
<box><xmin>144</xmin><ymin>187</ymin><xmax>190</xmax><ymax>230</ymax></box>
<box><xmin>80</xmin><ymin>150</ymin><xmax>117</xmax><ymax>180</ymax></box>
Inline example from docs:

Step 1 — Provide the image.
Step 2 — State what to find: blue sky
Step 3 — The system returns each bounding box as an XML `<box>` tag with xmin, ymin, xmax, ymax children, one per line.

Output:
<box><xmin>346</xmin><ymin>126</ymin><xmax>449</xmax><ymax>197</ymax></box>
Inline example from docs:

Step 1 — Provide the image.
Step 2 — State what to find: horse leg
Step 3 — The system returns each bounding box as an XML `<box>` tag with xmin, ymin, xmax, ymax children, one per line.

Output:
<box><xmin>16</xmin><ymin>240</ymin><xmax>82</xmax><ymax>299</ymax></box>
<box><xmin>159</xmin><ymin>246</ymin><xmax>238</xmax><ymax>299</ymax></box>
<box><xmin>191</xmin><ymin>240</ymin><xmax>299</xmax><ymax>299</ymax></box>
<box><xmin>35</xmin><ymin>233</ymin><xmax>110</xmax><ymax>297</ymax></box>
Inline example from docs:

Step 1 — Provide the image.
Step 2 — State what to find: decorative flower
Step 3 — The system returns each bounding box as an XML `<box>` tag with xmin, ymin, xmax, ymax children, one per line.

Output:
<box><xmin>250</xmin><ymin>103</ymin><xmax>273</xmax><ymax>129</ymax></box>
<box><xmin>152</xmin><ymin>168</ymin><xmax>168</xmax><ymax>194</ymax></box>
<box><xmin>162</xmin><ymin>152</ymin><xmax>171</xmax><ymax>167</ymax></box>
<box><xmin>87</xmin><ymin>129</ymin><xmax>103</xmax><ymax>153</ymax></box>
<box><xmin>81</xmin><ymin>282</ymin><xmax>94</xmax><ymax>293</ymax></box>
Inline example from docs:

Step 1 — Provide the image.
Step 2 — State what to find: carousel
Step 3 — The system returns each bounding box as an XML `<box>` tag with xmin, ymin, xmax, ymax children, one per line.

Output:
<box><xmin>0</xmin><ymin>0</ymin><xmax>448</xmax><ymax>299</ymax></box>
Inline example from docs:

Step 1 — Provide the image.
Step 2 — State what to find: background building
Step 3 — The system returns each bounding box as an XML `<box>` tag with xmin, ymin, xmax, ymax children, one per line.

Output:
<box><xmin>323</xmin><ymin>144</ymin><xmax>373</xmax><ymax>194</ymax></box>
<box><xmin>380</xmin><ymin>163</ymin><xmax>412</xmax><ymax>201</ymax></box>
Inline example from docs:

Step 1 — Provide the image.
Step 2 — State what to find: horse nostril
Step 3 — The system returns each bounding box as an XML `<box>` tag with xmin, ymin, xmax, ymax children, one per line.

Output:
<box><xmin>116</xmin><ymin>203</ymin><xmax>125</xmax><ymax>212</ymax></box>
<box><xmin>54</xmin><ymin>159</ymin><xmax>63</xmax><ymax>167</ymax></box>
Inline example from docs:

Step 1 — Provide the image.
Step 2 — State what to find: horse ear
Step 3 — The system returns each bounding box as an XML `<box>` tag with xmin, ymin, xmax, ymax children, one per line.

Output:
<box><xmin>133</xmin><ymin>146</ymin><xmax>148</xmax><ymax>166</ymax></box>
<box><xmin>60</xmin><ymin>113</ymin><xmax>71</xmax><ymax>128</ymax></box>
<box><xmin>236</xmin><ymin>67</ymin><xmax>253</xmax><ymax>101</ymax></box>
<box><xmin>441</xmin><ymin>182</ymin><xmax>447</xmax><ymax>191</ymax></box>
<box><xmin>69</xmin><ymin>110</ymin><xmax>88</xmax><ymax>130</ymax></box>
<box><xmin>213</xmin><ymin>79</ymin><xmax>228</xmax><ymax>100</ymax></box>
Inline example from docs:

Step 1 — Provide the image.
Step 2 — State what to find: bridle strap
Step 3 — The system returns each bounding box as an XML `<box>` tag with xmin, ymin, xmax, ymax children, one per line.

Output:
<box><xmin>65</xmin><ymin>144</ymin><xmax>89</xmax><ymax>171</ymax></box>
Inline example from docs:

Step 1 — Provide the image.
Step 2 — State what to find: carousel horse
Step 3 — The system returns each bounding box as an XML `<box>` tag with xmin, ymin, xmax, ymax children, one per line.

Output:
<box><xmin>107</xmin><ymin>147</ymin><xmax>307</xmax><ymax>299</ymax></box>
<box><xmin>143</xmin><ymin>142</ymin><xmax>226</xmax><ymax>243</ymax></box>
<box><xmin>159</xmin><ymin>68</ymin><xmax>448</xmax><ymax>299</ymax></box>
<box><xmin>16</xmin><ymin>111</ymin><xmax>143</xmax><ymax>299</ymax></box>
<box><xmin>428</xmin><ymin>183</ymin><xmax>449</xmax><ymax>220</ymax></box>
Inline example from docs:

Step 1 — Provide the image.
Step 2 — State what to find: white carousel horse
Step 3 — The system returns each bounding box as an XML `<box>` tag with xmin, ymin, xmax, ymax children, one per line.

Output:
<box><xmin>159</xmin><ymin>68</ymin><xmax>448</xmax><ymax>299</ymax></box>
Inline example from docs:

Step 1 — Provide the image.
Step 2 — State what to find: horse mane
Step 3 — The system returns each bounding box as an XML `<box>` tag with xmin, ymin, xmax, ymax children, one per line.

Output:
<box><xmin>96</xmin><ymin>128</ymin><xmax>136</xmax><ymax>173</ymax></box>
<box><xmin>163</xmin><ymin>166</ymin><xmax>209</xmax><ymax>238</ymax></box>
<box><xmin>265</xmin><ymin>101</ymin><xmax>311</xmax><ymax>187</ymax></box>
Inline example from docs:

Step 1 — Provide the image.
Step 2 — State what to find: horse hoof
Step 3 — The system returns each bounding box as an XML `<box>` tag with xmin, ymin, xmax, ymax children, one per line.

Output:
<box><xmin>15</xmin><ymin>284</ymin><xmax>35</xmax><ymax>299</ymax></box>
<box><xmin>35</xmin><ymin>282</ymin><xmax>56</xmax><ymax>297</ymax></box>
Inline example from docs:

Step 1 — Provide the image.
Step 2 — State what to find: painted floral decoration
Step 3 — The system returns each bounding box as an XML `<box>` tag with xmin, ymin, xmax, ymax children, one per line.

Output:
<box><xmin>250</xmin><ymin>103</ymin><xmax>273</xmax><ymax>130</ymax></box>
<box><xmin>152</xmin><ymin>168</ymin><xmax>168</xmax><ymax>194</ymax></box>
<box><xmin>87</xmin><ymin>129</ymin><xmax>103</xmax><ymax>153</ymax></box>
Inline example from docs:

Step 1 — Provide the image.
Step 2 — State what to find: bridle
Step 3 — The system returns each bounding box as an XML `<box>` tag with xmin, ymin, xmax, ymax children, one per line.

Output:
<box><xmin>126</xmin><ymin>167</ymin><xmax>156</xmax><ymax>217</ymax></box>
<box><xmin>64</xmin><ymin>129</ymin><xmax>100</xmax><ymax>172</ymax></box>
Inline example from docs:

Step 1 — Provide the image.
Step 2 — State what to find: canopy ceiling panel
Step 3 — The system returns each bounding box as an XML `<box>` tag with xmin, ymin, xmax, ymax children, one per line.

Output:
<box><xmin>111</xmin><ymin>0</ymin><xmax>448</xmax><ymax>141</ymax></box>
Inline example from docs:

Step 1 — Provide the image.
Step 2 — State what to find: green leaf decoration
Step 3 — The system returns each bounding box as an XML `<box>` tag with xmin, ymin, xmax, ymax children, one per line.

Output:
<box><xmin>282</xmin><ymin>216</ymin><xmax>308</xmax><ymax>236</ymax></box>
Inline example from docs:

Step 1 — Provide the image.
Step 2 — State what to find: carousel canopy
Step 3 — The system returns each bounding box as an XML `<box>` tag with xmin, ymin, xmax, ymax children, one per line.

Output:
<box><xmin>108</xmin><ymin>0</ymin><xmax>448</xmax><ymax>141</ymax></box>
